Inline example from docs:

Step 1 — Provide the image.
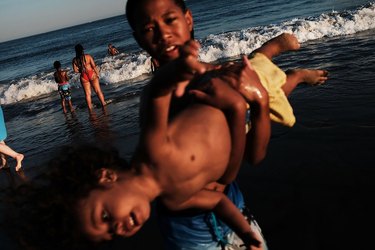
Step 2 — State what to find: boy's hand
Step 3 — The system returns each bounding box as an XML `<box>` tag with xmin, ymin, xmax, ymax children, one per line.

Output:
<box><xmin>189</xmin><ymin>72</ymin><xmax>245</xmax><ymax>111</ymax></box>
<box><xmin>174</xmin><ymin>40</ymin><xmax>209</xmax><ymax>97</ymax></box>
<box><xmin>217</xmin><ymin>56</ymin><xmax>269</xmax><ymax>106</ymax></box>
<box><xmin>240</xmin><ymin>231</ymin><xmax>263</xmax><ymax>250</ymax></box>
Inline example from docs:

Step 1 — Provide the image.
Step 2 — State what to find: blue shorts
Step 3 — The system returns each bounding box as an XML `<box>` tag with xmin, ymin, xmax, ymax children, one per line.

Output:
<box><xmin>58</xmin><ymin>84</ymin><xmax>72</xmax><ymax>101</ymax></box>
<box><xmin>157</xmin><ymin>182</ymin><xmax>267</xmax><ymax>250</ymax></box>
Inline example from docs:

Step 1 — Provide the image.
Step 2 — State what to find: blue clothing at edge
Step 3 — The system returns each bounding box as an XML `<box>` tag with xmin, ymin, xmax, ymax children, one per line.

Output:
<box><xmin>0</xmin><ymin>106</ymin><xmax>7</xmax><ymax>141</ymax></box>
<box><xmin>157</xmin><ymin>182</ymin><xmax>245</xmax><ymax>250</ymax></box>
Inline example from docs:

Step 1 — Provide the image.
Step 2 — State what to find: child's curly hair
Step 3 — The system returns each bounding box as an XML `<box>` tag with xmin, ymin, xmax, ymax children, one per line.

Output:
<box><xmin>1</xmin><ymin>144</ymin><xmax>129</xmax><ymax>250</ymax></box>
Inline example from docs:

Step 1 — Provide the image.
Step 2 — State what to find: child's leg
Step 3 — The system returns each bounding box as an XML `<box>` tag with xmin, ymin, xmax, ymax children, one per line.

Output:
<box><xmin>252</xmin><ymin>33</ymin><xmax>300</xmax><ymax>60</ymax></box>
<box><xmin>0</xmin><ymin>141</ymin><xmax>24</xmax><ymax>171</ymax></box>
<box><xmin>252</xmin><ymin>33</ymin><xmax>329</xmax><ymax>96</ymax></box>
<box><xmin>68</xmin><ymin>100</ymin><xmax>75</xmax><ymax>112</ymax></box>
<box><xmin>61</xmin><ymin>99</ymin><xmax>67</xmax><ymax>113</ymax></box>
<box><xmin>282</xmin><ymin>69</ymin><xmax>329</xmax><ymax>96</ymax></box>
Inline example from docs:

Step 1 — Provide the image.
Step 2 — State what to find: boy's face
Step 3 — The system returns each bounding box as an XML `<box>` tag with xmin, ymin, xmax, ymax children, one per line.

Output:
<box><xmin>132</xmin><ymin>0</ymin><xmax>193</xmax><ymax>65</ymax></box>
<box><xmin>76</xmin><ymin>179</ymin><xmax>151</xmax><ymax>242</ymax></box>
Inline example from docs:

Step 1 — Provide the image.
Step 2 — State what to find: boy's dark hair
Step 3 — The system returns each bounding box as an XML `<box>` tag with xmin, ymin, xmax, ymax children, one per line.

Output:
<box><xmin>126</xmin><ymin>0</ymin><xmax>193</xmax><ymax>39</ymax></box>
<box><xmin>53</xmin><ymin>60</ymin><xmax>61</xmax><ymax>70</ymax></box>
<box><xmin>126</xmin><ymin>0</ymin><xmax>188</xmax><ymax>31</ymax></box>
<box><xmin>1</xmin><ymin>145</ymin><xmax>129</xmax><ymax>250</ymax></box>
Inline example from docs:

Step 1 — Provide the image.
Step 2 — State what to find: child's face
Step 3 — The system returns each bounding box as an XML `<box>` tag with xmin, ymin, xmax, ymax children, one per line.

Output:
<box><xmin>76</xmin><ymin>180</ymin><xmax>151</xmax><ymax>242</ymax></box>
<box><xmin>132</xmin><ymin>0</ymin><xmax>193</xmax><ymax>65</ymax></box>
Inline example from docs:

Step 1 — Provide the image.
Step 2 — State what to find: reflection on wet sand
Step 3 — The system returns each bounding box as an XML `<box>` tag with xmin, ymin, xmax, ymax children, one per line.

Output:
<box><xmin>0</xmin><ymin>167</ymin><xmax>28</xmax><ymax>189</ymax></box>
<box><xmin>88</xmin><ymin>108</ymin><xmax>114</xmax><ymax>145</ymax></box>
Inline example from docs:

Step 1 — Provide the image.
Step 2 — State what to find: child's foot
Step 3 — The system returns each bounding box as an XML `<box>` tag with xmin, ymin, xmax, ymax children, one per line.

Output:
<box><xmin>291</xmin><ymin>69</ymin><xmax>329</xmax><ymax>85</ymax></box>
<box><xmin>15</xmin><ymin>153</ymin><xmax>24</xmax><ymax>172</ymax></box>
<box><xmin>0</xmin><ymin>155</ymin><xmax>7</xmax><ymax>169</ymax></box>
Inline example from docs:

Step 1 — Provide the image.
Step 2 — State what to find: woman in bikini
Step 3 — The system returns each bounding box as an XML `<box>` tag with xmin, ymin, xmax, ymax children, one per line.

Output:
<box><xmin>72</xmin><ymin>44</ymin><xmax>106</xmax><ymax>110</ymax></box>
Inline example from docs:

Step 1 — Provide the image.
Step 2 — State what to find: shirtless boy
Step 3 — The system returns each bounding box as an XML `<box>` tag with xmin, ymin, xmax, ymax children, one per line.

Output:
<box><xmin>53</xmin><ymin>61</ymin><xmax>75</xmax><ymax>113</ymax></box>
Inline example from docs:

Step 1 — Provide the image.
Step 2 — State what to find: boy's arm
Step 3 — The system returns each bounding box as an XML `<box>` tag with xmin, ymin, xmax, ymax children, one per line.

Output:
<box><xmin>240</xmin><ymin>57</ymin><xmax>270</xmax><ymax>165</ymax></box>
<box><xmin>53</xmin><ymin>72</ymin><xmax>59</xmax><ymax>83</ymax></box>
<box><xmin>189</xmin><ymin>75</ymin><xmax>247</xmax><ymax>184</ymax></box>
<box><xmin>189</xmin><ymin>56</ymin><xmax>270</xmax><ymax>183</ymax></box>
<box><xmin>166</xmin><ymin>189</ymin><xmax>261</xmax><ymax>249</ymax></box>
<box><xmin>140</xmin><ymin>40</ymin><xmax>209</xmax><ymax>157</ymax></box>
<box><xmin>64</xmin><ymin>71</ymin><xmax>70</xmax><ymax>81</ymax></box>
<box><xmin>245</xmin><ymin>95</ymin><xmax>270</xmax><ymax>165</ymax></box>
<box><xmin>218</xmin><ymin>57</ymin><xmax>271</xmax><ymax>165</ymax></box>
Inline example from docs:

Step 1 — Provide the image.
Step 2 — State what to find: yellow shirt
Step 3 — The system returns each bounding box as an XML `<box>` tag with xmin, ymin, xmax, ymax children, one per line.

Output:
<box><xmin>249</xmin><ymin>52</ymin><xmax>295</xmax><ymax>127</ymax></box>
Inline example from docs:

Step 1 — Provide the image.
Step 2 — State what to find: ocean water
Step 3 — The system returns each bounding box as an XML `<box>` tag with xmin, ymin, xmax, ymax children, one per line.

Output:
<box><xmin>0</xmin><ymin>0</ymin><xmax>375</xmax><ymax>249</ymax></box>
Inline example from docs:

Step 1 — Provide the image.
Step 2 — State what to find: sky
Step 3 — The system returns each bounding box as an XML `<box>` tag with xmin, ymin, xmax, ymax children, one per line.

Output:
<box><xmin>0</xmin><ymin>0</ymin><xmax>127</xmax><ymax>43</ymax></box>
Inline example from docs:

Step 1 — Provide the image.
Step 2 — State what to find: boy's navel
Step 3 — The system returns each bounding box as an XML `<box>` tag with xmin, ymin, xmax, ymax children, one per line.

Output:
<box><xmin>190</xmin><ymin>155</ymin><xmax>195</xmax><ymax>161</ymax></box>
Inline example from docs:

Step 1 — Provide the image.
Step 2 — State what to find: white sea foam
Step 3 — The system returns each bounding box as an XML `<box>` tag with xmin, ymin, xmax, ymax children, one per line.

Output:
<box><xmin>0</xmin><ymin>76</ymin><xmax>57</xmax><ymax>104</ymax></box>
<box><xmin>199</xmin><ymin>2</ymin><xmax>375</xmax><ymax>62</ymax></box>
<box><xmin>1</xmin><ymin>3</ymin><xmax>374</xmax><ymax>105</ymax></box>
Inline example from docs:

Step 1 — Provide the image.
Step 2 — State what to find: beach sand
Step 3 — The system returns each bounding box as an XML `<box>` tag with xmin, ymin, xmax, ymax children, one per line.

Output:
<box><xmin>237</xmin><ymin>123</ymin><xmax>375</xmax><ymax>250</ymax></box>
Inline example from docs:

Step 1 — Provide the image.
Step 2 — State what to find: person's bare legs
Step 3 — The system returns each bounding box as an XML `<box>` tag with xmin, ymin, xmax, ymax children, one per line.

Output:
<box><xmin>61</xmin><ymin>99</ymin><xmax>67</xmax><ymax>113</ymax></box>
<box><xmin>68</xmin><ymin>100</ymin><xmax>75</xmax><ymax>112</ymax></box>
<box><xmin>253</xmin><ymin>33</ymin><xmax>300</xmax><ymax>60</ymax></box>
<box><xmin>0</xmin><ymin>140</ymin><xmax>24</xmax><ymax>171</ymax></box>
<box><xmin>81</xmin><ymin>79</ymin><xmax>93</xmax><ymax>110</ymax></box>
<box><xmin>90</xmin><ymin>77</ymin><xmax>106</xmax><ymax>108</ymax></box>
<box><xmin>252</xmin><ymin>33</ymin><xmax>329</xmax><ymax>96</ymax></box>
<box><xmin>282</xmin><ymin>69</ymin><xmax>329</xmax><ymax>96</ymax></box>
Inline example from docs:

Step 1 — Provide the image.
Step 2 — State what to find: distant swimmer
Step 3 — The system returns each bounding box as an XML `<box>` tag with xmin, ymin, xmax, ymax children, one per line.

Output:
<box><xmin>107</xmin><ymin>43</ymin><xmax>120</xmax><ymax>56</ymax></box>
<box><xmin>53</xmin><ymin>61</ymin><xmax>75</xmax><ymax>113</ymax></box>
<box><xmin>72</xmin><ymin>44</ymin><xmax>107</xmax><ymax>110</ymax></box>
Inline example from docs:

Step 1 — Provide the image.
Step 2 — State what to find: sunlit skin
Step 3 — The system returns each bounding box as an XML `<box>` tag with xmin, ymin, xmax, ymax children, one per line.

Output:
<box><xmin>77</xmin><ymin>0</ymin><xmax>329</xmax><ymax>248</ymax></box>
<box><xmin>76</xmin><ymin>169</ymin><xmax>156</xmax><ymax>241</ymax></box>
<box><xmin>76</xmin><ymin>1</ymin><xmax>327</xmax><ymax>249</ymax></box>
<box><xmin>132</xmin><ymin>0</ymin><xmax>193</xmax><ymax>65</ymax></box>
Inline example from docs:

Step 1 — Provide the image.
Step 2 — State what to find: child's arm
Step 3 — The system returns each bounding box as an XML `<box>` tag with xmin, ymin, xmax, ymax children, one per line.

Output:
<box><xmin>166</xmin><ymin>189</ymin><xmax>262</xmax><ymax>249</ymax></box>
<box><xmin>189</xmin><ymin>56</ymin><xmax>270</xmax><ymax>183</ymax></box>
<box><xmin>244</xmin><ymin>96</ymin><xmax>270</xmax><ymax>165</ymax></box>
<box><xmin>240</xmin><ymin>57</ymin><xmax>271</xmax><ymax>165</ymax></box>
<box><xmin>140</xmin><ymin>40</ymin><xmax>209</xmax><ymax>156</ymax></box>
<box><xmin>63</xmin><ymin>70</ymin><xmax>70</xmax><ymax>82</ymax></box>
<box><xmin>189</xmin><ymin>74</ymin><xmax>247</xmax><ymax>184</ymax></box>
<box><xmin>217</xmin><ymin>57</ymin><xmax>271</xmax><ymax>165</ymax></box>
<box><xmin>53</xmin><ymin>72</ymin><xmax>59</xmax><ymax>83</ymax></box>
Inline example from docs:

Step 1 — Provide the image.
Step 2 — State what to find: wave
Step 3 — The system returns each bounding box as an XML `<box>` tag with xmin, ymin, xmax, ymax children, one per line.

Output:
<box><xmin>1</xmin><ymin>2</ymin><xmax>374</xmax><ymax>105</ymax></box>
<box><xmin>198</xmin><ymin>2</ymin><xmax>375</xmax><ymax>61</ymax></box>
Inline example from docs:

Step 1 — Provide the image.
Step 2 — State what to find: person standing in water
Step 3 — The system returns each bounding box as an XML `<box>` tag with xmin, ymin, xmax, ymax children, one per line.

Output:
<box><xmin>0</xmin><ymin>105</ymin><xmax>24</xmax><ymax>171</ymax></box>
<box><xmin>53</xmin><ymin>61</ymin><xmax>75</xmax><ymax>113</ymax></box>
<box><xmin>72</xmin><ymin>44</ymin><xmax>106</xmax><ymax>110</ymax></box>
